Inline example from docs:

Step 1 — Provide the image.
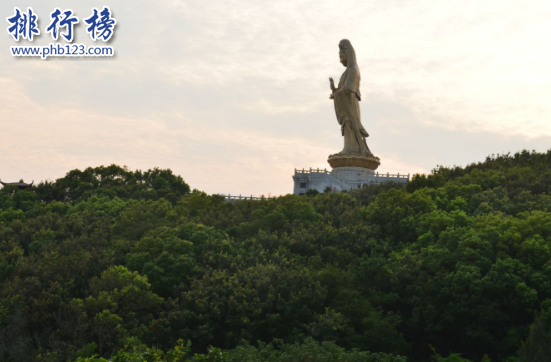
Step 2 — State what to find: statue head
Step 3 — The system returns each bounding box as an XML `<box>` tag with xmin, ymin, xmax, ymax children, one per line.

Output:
<box><xmin>338</xmin><ymin>39</ymin><xmax>357</xmax><ymax>68</ymax></box>
<box><xmin>339</xmin><ymin>49</ymin><xmax>347</xmax><ymax>67</ymax></box>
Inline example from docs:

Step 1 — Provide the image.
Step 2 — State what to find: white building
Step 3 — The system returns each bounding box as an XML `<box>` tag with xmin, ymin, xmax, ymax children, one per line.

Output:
<box><xmin>292</xmin><ymin>167</ymin><xmax>409</xmax><ymax>195</ymax></box>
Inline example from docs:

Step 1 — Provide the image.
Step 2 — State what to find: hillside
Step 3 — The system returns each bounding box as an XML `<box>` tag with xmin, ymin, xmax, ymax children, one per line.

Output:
<box><xmin>1</xmin><ymin>151</ymin><xmax>551</xmax><ymax>362</ymax></box>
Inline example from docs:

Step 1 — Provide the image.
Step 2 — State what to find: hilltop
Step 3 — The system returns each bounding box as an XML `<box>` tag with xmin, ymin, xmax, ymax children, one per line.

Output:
<box><xmin>1</xmin><ymin>151</ymin><xmax>551</xmax><ymax>362</ymax></box>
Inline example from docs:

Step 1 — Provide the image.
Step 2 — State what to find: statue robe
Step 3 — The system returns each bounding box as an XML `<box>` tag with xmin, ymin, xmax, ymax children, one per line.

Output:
<box><xmin>333</xmin><ymin>66</ymin><xmax>372</xmax><ymax>155</ymax></box>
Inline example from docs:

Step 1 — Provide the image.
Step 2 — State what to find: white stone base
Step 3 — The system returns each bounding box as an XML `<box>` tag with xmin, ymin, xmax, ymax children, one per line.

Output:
<box><xmin>292</xmin><ymin>167</ymin><xmax>409</xmax><ymax>195</ymax></box>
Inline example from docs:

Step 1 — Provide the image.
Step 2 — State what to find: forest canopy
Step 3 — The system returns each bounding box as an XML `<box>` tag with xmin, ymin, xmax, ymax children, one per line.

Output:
<box><xmin>2</xmin><ymin>152</ymin><xmax>551</xmax><ymax>362</ymax></box>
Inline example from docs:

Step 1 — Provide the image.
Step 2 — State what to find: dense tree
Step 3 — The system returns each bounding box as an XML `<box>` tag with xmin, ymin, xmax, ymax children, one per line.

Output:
<box><xmin>2</xmin><ymin>152</ymin><xmax>551</xmax><ymax>361</ymax></box>
<box><xmin>33</xmin><ymin>165</ymin><xmax>190</xmax><ymax>204</ymax></box>
<box><xmin>518</xmin><ymin>308</ymin><xmax>551</xmax><ymax>362</ymax></box>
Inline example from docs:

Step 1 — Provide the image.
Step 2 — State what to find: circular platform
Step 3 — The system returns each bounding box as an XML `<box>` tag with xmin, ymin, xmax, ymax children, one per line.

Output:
<box><xmin>327</xmin><ymin>153</ymin><xmax>381</xmax><ymax>171</ymax></box>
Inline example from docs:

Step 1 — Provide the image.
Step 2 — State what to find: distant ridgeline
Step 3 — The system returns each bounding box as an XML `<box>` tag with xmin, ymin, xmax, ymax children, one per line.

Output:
<box><xmin>2</xmin><ymin>151</ymin><xmax>551</xmax><ymax>362</ymax></box>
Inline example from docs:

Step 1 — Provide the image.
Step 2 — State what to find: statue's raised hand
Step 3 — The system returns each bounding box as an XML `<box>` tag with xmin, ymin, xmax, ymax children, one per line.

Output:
<box><xmin>329</xmin><ymin>77</ymin><xmax>336</xmax><ymax>92</ymax></box>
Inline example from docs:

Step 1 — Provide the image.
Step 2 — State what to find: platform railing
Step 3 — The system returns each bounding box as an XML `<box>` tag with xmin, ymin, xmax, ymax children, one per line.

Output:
<box><xmin>294</xmin><ymin>168</ymin><xmax>409</xmax><ymax>179</ymax></box>
<box><xmin>294</xmin><ymin>168</ymin><xmax>331</xmax><ymax>174</ymax></box>
<box><xmin>217</xmin><ymin>194</ymin><xmax>273</xmax><ymax>201</ymax></box>
<box><xmin>374</xmin><ymin>172</ymin><xmax>410</xmax><ymax>179</ymax></box>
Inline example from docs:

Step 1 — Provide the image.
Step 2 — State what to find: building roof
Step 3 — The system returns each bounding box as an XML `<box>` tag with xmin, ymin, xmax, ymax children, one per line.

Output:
<box><xmin>0</xmin><ymin>180</ymin><xmax>34</xmax><ymax>189</ymax></box>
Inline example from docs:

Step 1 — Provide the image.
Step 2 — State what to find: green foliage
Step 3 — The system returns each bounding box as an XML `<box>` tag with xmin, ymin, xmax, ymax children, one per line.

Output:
<box><xmin>33</xmin><ymin>164</ymin><xmax>190</xmax><ymax>204</ymax></box>
<box><xmin>74</xmin><ymin>338</ymin><xmax>406</xmax><ymax>362</ymax></box>
<box><xmin>518</xmin><ymin>309</ymin><xmax>551</xmax><ymax>362</ymax></box>
<box><xmin>4</xmin><ymin>153</ymin><xmax>551</xmax><ymax>361</ymax></box>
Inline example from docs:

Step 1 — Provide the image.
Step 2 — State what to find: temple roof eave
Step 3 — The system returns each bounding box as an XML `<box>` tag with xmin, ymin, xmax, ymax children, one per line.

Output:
<box><xmin>0</xmin><ymin>180</ymin><xmax>34</xmax><ymax>188</ymax></box>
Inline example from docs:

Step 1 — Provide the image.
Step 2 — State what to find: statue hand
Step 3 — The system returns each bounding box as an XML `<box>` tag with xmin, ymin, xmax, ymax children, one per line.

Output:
<box><xmin>329</xmin><ymin>93</ymin><xmax>334</xmax><ymax>99</ymax></box>
<box><xmin>329</xmin><ymin>77</ymin><xmax>336</xmax><ymax>92</ymax></box>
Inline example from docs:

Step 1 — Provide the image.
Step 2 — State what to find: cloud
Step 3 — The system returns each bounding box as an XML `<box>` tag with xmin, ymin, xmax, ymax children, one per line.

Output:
<box><xmin>1</xmin><ymin>0</ymin><xmax>551</xmax><ymax>196</ymax></box>
<box><xmin>0</xmin><ymin>77</ymin><xmax>330</xmax><ymax>195</ymax></box>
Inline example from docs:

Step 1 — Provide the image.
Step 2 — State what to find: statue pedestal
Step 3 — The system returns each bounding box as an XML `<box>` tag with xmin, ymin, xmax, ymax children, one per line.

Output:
<box><xmin>327</xmin><ymin>153</ymin><xmax>381</xmax><ymax>170</ymax></box>
<box><xmin>331</xmin><ymin>167</ymin><xmax>375</xmax><ymax>185</ymax></box>
<box><xmin>292</xmin><ymin>153</ymin><xmax>409</xmax><ymax>195</ymax></box>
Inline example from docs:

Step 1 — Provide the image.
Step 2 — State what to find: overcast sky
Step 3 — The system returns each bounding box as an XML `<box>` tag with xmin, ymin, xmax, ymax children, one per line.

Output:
<box><xmin>2</xmin><ymin>0</ymin><xmax>551</xmax><ymax>196</ymax></box>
